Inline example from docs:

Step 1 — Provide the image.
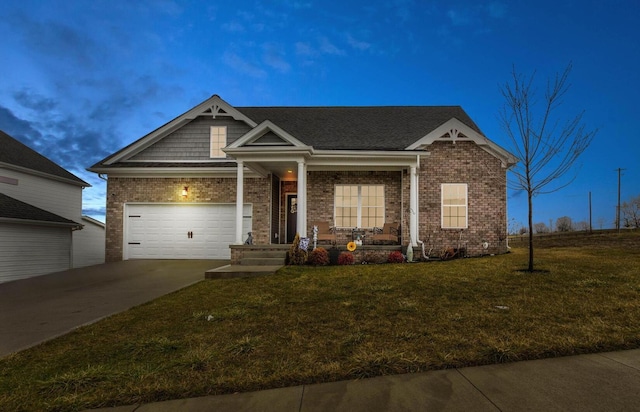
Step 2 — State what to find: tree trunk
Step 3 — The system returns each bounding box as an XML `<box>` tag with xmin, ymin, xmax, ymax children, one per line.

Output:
<box><xmin>528</xmin><ymin>191</ymin><xmax>534</xmax><ymax>271</ymax></box>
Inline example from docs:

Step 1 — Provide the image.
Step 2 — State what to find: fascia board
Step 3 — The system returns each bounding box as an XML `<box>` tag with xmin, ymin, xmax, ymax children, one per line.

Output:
<box><xmin>225</xmin><ymin>120</ymin><xmax>308</xmax><ymax>149</ymax></box>
<box><xmin>1</xmin><ymin>162</ymin><xmax>89</xmax><ymax>187</ymax></box>
<box><xmin>104</xmin><ymin>95</ymin><xmax>257</xmax><ymax>165</ymax></box>
<box><xmin>0</xmin><ymin>217</ymin><xmax>79</xmax><ymax>228</ymax></box>
<box><xmin>406</xmin><ymin>118</ymin><xmax>518</xmax><ymax>167</ymax></box>
<box><xmin>87</xmin><ymin>166</ymin><xmax>260</xmax><ymax>179</ymax></box>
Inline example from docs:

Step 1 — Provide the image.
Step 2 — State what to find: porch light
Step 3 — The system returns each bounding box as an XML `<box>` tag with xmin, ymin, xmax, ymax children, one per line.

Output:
<box><xmin>181</xmin><ymin>186</ymin><xmax>188</xmax><ymax>198</ymax></box>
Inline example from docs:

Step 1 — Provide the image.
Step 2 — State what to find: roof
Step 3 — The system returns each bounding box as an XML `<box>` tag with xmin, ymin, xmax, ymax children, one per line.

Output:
<box><xmin>237</xmin><ymin>106</ymin><xmax>483</xmax><ymax>151</ymax></box>
<box><xmin>0</xmin><ymin>193</ymin><xmax>80</xmax><ymax>227</ymax></box>
<box><xmin>0</xmin><ymin>130</ymin><xmax>88</xmax><ymax>186</ymax></box>
<box><xmin>90</xmin><ymin>95</ymin><xmax>516</xmax><ymax>170</ymax></box>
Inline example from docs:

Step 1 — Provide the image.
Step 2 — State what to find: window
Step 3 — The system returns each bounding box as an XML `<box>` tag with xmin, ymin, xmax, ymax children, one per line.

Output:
<box><xmin>210</xmin><ymin>126</ymin><xmax>227</xmax><ymax>158</ymax></box>
<box><xmin>441</xmin><ymin>184</ymin><xmax>468</xmax><ymax>229</ymax></box>
<box><xmin>335</xmin><ymin>185</ymin><xmax>384</xmax><ymax>228</ymax></box>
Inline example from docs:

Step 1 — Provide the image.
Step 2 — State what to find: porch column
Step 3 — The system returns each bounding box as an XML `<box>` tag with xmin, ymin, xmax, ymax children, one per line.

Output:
<box><xmin>409</xmin><ymin>166</ymin><xmax>418</xmax><ymax>246</ymax></box>
<box><xmin>297</xmin><ymin>160</ymin><xmax>307</xmax><ymax>238</ymax></box>
<box><xmin>235</xmin><ymin>160</ymin><xmax>244</xmax><ymax>244</ymax></box>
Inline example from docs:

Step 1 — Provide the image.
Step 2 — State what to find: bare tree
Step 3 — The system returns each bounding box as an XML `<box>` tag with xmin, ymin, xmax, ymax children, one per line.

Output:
<box><xmin>574</xmin><ymin>220</ymin><xmax>589</xmax><ymax>231</ymax></box>
<box><xmin>621</xmin><ymin>195</ymin><xmax>640</xmax><ymax>228</ymax></box>
<box><xmin>500</xmin><ymin>63</ymin><xmax>597</xmax><ymax>271</ymax></box>
<box><xmin>533</xmin><ymin>222</ymin><xmax>549</xmax><ymax>233</ymax></box>
<box><xmin>556</xmin><ymin>216</ymin><xmax>573</xmax><ymax>232</ymax></box>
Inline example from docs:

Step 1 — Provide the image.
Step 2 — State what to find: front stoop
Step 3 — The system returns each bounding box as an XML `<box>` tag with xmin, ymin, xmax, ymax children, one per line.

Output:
<box><xmin>205</xmin><ymin>248</ymin><xmax>287</xmax><ymax>279</ymax></box>
<box><xmin>205</xmin><ymin>265</ymin><xmax>284</xmax><ymax>279</ymax></box>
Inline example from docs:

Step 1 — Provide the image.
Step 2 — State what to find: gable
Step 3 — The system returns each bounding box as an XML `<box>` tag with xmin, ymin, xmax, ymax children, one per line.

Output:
<box><xmin>406</xmin><ymin>118</ymin><xmax>517</xmax><ymax>167</ymax></box>
<box><xmin>129</xmin><ymin>117</ymin><xmax>252</xmax><ymax>161</ymax></box>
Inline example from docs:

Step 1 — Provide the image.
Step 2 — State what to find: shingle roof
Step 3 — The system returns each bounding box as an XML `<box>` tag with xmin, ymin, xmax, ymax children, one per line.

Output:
<box><xmin>237</xmin><ymin>106</ymin><xmax>483</xmax><ymax>150</ymax></box>
<box><xmin>0</xmin><ymin>193</ymin><xmax>79</xmax><ymax>226</ymax></box>
<box><xmin>0</xmin><ymin>130</ymin><xmax>87</xmax><ymax>185</ymax></box>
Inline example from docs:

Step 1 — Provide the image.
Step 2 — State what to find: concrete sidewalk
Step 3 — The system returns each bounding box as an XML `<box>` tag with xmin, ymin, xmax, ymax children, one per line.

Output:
<box><xmin>0</xmin><ymin>260</ymin><xmax>225</xmax><ymax>357</ymax></box>
<box><xmin>89</xmin><ymin>348</ymin><xmax>640</xmax><ymax>411</ymax></box>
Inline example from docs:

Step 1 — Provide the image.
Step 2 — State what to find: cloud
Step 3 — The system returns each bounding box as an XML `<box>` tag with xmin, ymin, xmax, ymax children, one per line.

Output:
<box><xmin>13</xmin><ymin>12</ymin><xmax>98</xmax><ymax>69</ymax></box>
<box><xmin>263</xmin><ymin>43</ymin><xmax>291</xmax><ymax>73</ymax></box>
<box><xmin>222</xmin><ymin>21</ymin><xmax>245</xmax><ymax>33</ymax></box>
<box><xmin>319</xmin><ymin>37</ymin><xmax>346</xmax><ymax>56</ymax></box>
<box><xmin>222</xmin><ymin>52</ymin><xmax>267</xmax><ymax>78</ymax></box>
<box><xmin>346</xmin><ymin>34</ymin><xmax>372</xmax><ymax>51</ymax></box>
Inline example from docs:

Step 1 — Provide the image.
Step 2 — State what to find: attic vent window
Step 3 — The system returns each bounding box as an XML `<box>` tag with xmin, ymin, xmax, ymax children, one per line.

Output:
<box><xmin>440</xmin><ymin>128</ymin><xmax>468</xmax><ymax>141</ymax></box>
<box><xmin>210</xmin><ymin>126</ymin><xmax>227</xmax><ymax>158</ymax></box>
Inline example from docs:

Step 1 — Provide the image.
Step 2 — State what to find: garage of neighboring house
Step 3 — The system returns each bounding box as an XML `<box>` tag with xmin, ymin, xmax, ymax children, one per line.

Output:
<box><xmin>123</xmin><ymin>203</ymin><xmax>252</xmax><ymax>260</ymax></box>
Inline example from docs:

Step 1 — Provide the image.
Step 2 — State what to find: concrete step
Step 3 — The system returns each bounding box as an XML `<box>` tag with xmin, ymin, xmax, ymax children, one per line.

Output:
<box><xmin>240</xmin><ymin>257</ymin><xmax>286</xmax><ymax>266</ymax></box>
<box><xmin>242</xmin><ymin>250</ymin><xmax>288</xmax><ymax>259</ymax></box>
<box><xmin>205</xmin><ymin>265</ymin><xmax>283</xmax><ymax>279</ymax></box>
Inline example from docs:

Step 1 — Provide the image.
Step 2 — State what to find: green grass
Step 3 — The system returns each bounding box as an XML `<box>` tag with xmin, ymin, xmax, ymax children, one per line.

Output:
<box><xmin>1</xmin><ymin>232</ymin><xmax>640</xmax><ymax>411</ymax></box>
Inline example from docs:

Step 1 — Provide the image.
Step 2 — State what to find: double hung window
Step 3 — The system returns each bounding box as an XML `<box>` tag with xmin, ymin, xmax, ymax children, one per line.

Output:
<box><xmin>335</xmin><ymin>185</ymin><xmax>384</xmax><ymax>228</ymax></box>
<box><xmin>441</xmin><ymin>184</ymin><xmax>468</xmax><ymax>229</ymax></box>
<box><xmin>210</xmin><ymin>126</ymin><xmax>227</xmax><ymax>158</ymax></box>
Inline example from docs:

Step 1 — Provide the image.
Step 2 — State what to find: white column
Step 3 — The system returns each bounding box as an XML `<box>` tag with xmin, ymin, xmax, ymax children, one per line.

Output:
<box><xmin>409</xmin><ymin>166</ymin><xmax>418</xmax><ymax>246</ymax></box>
<box><xmin>297</xmin><ymin>160</ymin><xmax>307</xmax><ymax>238</ymax></box>
<box><xmin>235</xmin><ymin>161</ymin><xmax>244</xmax><ymax>244</ymax></box>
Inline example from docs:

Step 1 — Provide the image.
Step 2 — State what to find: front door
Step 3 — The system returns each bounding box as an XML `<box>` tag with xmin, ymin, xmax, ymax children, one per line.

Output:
<box><xmin>286</xmin><ymin>193</ymin><xmax>297</xmax><ymax>243</ymax></box>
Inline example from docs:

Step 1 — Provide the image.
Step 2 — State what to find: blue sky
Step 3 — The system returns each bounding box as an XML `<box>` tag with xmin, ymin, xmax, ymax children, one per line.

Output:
<box><xmin>1</xmin><ymin>0</ymin><xmax>638</xmax><ymax>231</ymax></box>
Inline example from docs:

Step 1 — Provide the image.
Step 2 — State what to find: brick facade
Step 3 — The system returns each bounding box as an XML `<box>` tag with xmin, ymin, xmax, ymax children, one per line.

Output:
<box><xmin>418</xmin><ymin>141</ymin><xmax>508</xmax><ymax>256</ymax></box>
<box><xmin>306</xmin><ymin>171</ymin><xmax>403</xmax><ymax>245</ymax></box>
<box><xmin>104</xmin><ymin>143</ymin><xmax>508</xmax><ymax>261</ymax></box>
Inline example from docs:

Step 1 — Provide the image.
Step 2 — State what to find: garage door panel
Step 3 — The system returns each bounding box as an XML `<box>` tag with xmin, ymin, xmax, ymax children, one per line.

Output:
<box><xmin>125</xmin><ymin>204</ymin><xmax>252</xmax><ymax>260</ymax></box>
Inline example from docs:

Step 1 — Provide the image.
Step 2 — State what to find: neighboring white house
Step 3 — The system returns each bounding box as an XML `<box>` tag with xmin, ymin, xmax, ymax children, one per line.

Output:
<box><xmin>73</xmin><ymin>216</ymin><xmax>106</xmax><ymax>268</ymax></box>
<box><xmin>0</xmin><ymin>130</ymin><xmax>105</xmax><ymax>283</ymax></box>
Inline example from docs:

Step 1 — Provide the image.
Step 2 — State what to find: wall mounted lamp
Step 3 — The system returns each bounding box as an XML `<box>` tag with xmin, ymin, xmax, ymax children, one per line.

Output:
<box><xmin>181</xmin><ymin>186</ymin><xmax>188</xmax><ymax>198</ymax></box>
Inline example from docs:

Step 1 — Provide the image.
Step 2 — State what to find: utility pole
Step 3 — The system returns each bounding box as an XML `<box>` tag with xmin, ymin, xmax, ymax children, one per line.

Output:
<box><xmin>616</xmin><ymin>168</ymin><xmax>625</xmax><ymax>233</ymax></box>
<box><xmin>589</xmin><ymin>192</ymin><xmax>593</xmax><ymax>233</ymax></box>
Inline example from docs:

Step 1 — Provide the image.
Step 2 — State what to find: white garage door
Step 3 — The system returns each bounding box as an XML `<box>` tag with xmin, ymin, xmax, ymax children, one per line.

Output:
<box><xmin>0</xmin><ymin>223</ymin><xmax>71</xmax><ymax>283</ymax></box>
<box><xmin>124</xmin><ymin>203</ymin><xmax>252</xmax><ymax>260</ymax></box>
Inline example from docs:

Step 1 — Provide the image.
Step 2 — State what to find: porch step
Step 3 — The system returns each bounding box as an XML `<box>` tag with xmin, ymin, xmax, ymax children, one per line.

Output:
<box><xmin>205</xmin><ymin>265</ymin><xmax>283</xmax><ymax>279</ymax></box>
<box><xmin>240</xmin><ymin>250</ymin><xmax>287</xmax><ymax>266</ymax></box>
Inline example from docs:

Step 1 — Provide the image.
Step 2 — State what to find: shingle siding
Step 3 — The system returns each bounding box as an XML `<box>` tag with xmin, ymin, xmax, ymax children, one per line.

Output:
<box><xmin>129</xmin><ymin>117</ymin><xmax>251</xmax><ymax>161</ymax></box>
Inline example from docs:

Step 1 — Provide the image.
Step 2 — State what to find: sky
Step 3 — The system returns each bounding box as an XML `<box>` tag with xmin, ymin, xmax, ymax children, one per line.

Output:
<box><xmin>1</xmin><ymin>0</ymin><xmax>638</xmax><ymax>231</ymax></box>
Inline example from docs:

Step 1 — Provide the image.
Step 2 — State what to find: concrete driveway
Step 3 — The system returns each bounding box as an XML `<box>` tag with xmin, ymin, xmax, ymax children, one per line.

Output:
<box><xmin>0</xmin><ymin>260</ymin><xmax>226</xmax><ymax>358</ymax></box>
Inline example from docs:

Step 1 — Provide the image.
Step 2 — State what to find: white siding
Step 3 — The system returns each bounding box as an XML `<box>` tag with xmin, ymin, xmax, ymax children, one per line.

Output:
<box><xmin>73</xmin><ymin>218</ymin><xmax>105</xmax><ymax>268</ymax></box>
<box><xmin>0</xmin><ymin>223</ymin><xmax>72</xmax><ymax>283</ymax></box>
<box><xmin>0</xmin><ymin>167</ymin><xmax>83</xmax><ymax>222</ymax></box>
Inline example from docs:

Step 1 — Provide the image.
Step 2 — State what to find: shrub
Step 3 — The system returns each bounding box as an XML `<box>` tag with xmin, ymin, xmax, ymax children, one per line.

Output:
<box><xmin>387</xmin><ymin>250</ymin><xmax>405</xmax><ymax>263</ymax></box>
<box><xmin>337</xmin><ymin>252</ymin><xmax>355</xmax><ymax>265</ymax></box>
<box><xmin>287</xmin><ymin>233</ymin><xmax>308</xmax><ymax>265</ymax></box>
<box><xmin>308</xmin><ymin>247</ymin><xmax>330</xmax><ymax>266</ymax></box>
<box><xmin>363</xmin><ymin>253</ymin><xmax>386</xmax><ymax>264</ymax></box>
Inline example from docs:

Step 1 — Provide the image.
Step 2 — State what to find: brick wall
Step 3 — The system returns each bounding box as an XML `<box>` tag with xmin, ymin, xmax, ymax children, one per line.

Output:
<box><xmin>306</xmin><ymin>171</ymin><xmax>402</xmax><ymax>245</ymax></box>
<box><xmin>418</xmin><ymin>141</ymin><xmax>508</xmax><ymax>256</ymax></box>
<box><xmin>105</xmin><ymin>176</ymin><xmax>270</xmax><ymax>261</ymax></box>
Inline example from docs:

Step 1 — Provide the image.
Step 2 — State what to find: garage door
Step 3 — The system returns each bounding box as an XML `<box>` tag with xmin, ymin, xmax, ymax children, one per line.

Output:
<box><xmin>0</xmin><ymin>223</ymin><xmax>71</xmax><ymax>283</ymax></box>
<box><xmin>124</xmin><ymin>203</ymin><xmax>252</xmax><ymax>260</ymax></box>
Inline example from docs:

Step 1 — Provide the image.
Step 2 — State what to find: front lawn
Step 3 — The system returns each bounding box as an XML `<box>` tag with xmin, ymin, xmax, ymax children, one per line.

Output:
<box><xmin>1</xmin><ymin>232</ymin><xmax>639</xmax><ymax>411</ymax></box>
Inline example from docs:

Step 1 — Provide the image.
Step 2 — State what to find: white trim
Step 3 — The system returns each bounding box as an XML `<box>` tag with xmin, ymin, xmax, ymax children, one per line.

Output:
<box><xmin>103</xmin><ymin>95</ymin><xmax>257</xmax><ymax>165</ymax></box>
<box><xmin>236</xmin><ymin>161</ymin><xmax>244</xmax><ymax>244</ymax></box>
<box><xmin>1</xmin><ymin>162</ymin><xmax>89</xmax><ymax>187</ymax></box>
<box><xmin>226</xmin><ymin>120</ymin><xmax>310</xmax><ymax>149</ymax></box>
<box><xmin>406</xmin><ymin>118</ymin><xmax>517</xmax><ymax>168</ymax></box>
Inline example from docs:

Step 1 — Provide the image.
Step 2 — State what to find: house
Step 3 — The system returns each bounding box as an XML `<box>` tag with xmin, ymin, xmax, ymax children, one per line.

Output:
<box><xmin>89</xmin><ymin>95</ymin><xmax>517</xmax><ymax>263</ymax></box>
<box><xmin>0</xmin><ymin>130</ymin><xmax>104</xmax><ymax>283</ymax></box>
